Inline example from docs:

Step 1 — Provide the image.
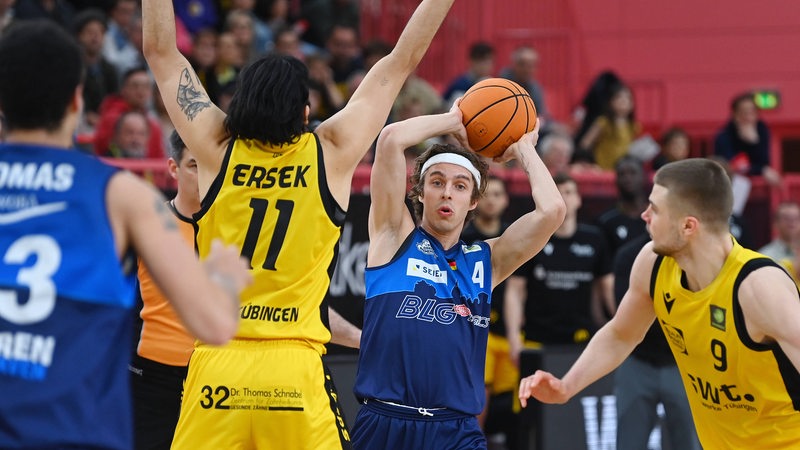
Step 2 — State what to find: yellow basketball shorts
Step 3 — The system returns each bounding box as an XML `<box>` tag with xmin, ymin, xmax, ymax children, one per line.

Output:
<box><xmin>171</xmin><ymin>339</ymin><xmax>351</xmax><ymax>450</ymax></box>
<box><xmin>484</xmin><ymin>333</ymin><xmax>519</xmax><ymax>395</ymax></box>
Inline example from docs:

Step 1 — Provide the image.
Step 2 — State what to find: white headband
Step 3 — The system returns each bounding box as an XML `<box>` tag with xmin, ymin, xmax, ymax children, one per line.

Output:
<box><xmin>420</xmin><ymin>153</ymin><xmax>481</xmax><ymax>186</ymax></box>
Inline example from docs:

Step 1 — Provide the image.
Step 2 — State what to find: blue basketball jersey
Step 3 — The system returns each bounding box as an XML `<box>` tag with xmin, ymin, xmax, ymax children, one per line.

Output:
<box><xmin>355</xmin><ymin>228</ymin><xmax>493</xmax><ymax>415</ymax></box>
<box><xmin>0</xmin><ymin>144</ymin><xmax>137</xmax><ymax>449</ymax></box>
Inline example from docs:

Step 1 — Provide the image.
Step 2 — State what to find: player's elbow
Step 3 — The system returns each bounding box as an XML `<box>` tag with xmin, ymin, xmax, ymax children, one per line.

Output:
<box><xmin>376</xmin><ymin>122</ymin><xmax>406</xmax><ymax>154</ymax></box>
<box><xmin>539</xmin><ymin>196</ymin><xmax>567</xmax><ymax>231</ymax></box>
<box><xmin>142</xmin><ymin>35</ymin><xmax>177</xmax><ymax>64</ymax></box>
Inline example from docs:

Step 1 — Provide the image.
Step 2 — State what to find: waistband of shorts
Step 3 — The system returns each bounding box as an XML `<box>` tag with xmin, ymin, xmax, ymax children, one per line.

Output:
<box><xmin>197</xmin><ymin>338</ymin><xmax>321</xmax><ymax>352</ymax></box>
<box><xmin>361</xmin><ymin>398</ymin><xmax>470</xmax><ymax>421</ymax></box>
<box><xmin>130</xmin><ymin>353</ymin><xmax>189</xmax><ymax>376</ymax></box>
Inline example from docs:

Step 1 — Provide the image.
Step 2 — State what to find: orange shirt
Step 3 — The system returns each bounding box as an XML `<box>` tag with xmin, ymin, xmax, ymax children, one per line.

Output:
<box><xmin>135</xmin><ymin>204</ymin><xmax>196</xmax><ymax>366</ymax></box>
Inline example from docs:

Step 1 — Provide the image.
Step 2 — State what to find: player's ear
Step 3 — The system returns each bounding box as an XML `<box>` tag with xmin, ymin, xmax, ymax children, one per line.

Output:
<box><xmin>71</xmin><ymin>85</ymin><xmax>84</xmax><ymax>114</ymax></box>
<box><xmin>683</xmin><ymin>215</ymin><xmax>699</xmax><ymax>235</ymax></box>
<box><xmin>304</xmin><ymin>104</ymin><xmax>310</xmax><ymax>125</ymax></box>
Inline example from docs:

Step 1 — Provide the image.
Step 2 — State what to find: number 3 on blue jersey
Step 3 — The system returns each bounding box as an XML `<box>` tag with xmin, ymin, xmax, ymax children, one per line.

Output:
<box><xmin>0</xmin><ymin>235</ymin><xmax>60</xmax><ymax>325</ymax></box>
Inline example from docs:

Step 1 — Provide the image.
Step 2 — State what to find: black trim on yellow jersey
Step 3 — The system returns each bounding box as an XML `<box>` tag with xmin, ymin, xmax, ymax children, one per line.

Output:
<box><xmin>732</xmin><ymin>256</ymin><xmax>800</xmax><ymax>411</ymax></box>
<box><xmin>192</xmin><ymin>139</ymin><xmax>235</xmax><ymax>252</ymax></box>
<box><xmin>313</xmin><ymin>133</ymin><xmax>347</xmax><ymax>227</ymax></box>
<box><xmin>194</xmin><ymin>138</ymin><xmax>235</xmax><ymax>223</ymax></box>
<box><xmin>649</xmin><ymin>254</ymin><xmax>665</xmax><ymax>299</ymax></box>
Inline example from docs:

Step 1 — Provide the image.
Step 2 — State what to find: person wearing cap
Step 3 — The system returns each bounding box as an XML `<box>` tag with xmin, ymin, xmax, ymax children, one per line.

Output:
<box><xmin>351</xmin><ymin>104</ymin><xmax>566</xmax><ymax>449</ymax></box>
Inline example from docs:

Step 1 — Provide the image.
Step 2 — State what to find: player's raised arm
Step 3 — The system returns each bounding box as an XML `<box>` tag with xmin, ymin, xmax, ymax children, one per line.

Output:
<box><xmin>368</xmin><ymin>109</ymin><xmax>466</xmax><ymax>266</ymax></box>
<box><xmin>487</xmin><ymin>122</ymin><xmax>566</xmax><ymax>288</ymax></box>
<box><xmin>107</xmin><ymin>172</ymin><xmax>251</xmax><ymax>344</ymax></box>
<box><xmin>142</xmin><ymin>0</ymin><xmax>228</xmax><ymax>188</ymax></box>
<box><xmin>316</xmin><ymin>0</ymin><xmax>456</xmax><ymax>197</ymax></box>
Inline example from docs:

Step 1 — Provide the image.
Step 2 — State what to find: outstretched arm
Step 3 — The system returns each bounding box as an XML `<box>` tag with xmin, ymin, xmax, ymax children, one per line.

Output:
<box><xmin>142</xmin><ymin>0</ymin><xmax>227</xmax><ymax>195</ymax></box>
<box><xmin>316</xmin><ymin>0</ymin><xmax>456</xmax><ymax>206</ymax></box>
<box><xmin>367</xmin><ymin>109</ymin><xmax>466</xmax><ymax>266</ymax></box>
<box><xmin>108</xmin><ymin>172</ymin><xmax>251</xmax><ymax>345</ymax></box>
<box><xmin>487</xmin><ymin>122</ymin><xmax>566</xmax><ymax>288</ymax></box>
<box><xmin>518</xmin><ymin>243</ymin><xmax>657</xmax><ymax>407</ymax></box>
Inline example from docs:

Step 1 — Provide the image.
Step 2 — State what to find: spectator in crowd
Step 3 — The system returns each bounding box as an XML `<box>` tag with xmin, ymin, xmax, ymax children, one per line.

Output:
<box><xmin>758</xmin><ymin>201</ymin><xmax>800</xmax><ymax>262</ymax></box>
<box><xmin>224</xmin><ymin>8</ymin><xmax>266</xmax><ymax>65</ymax></box>
<box><xmin>572</xmin><ymin>70</ymin><xmax>623</xmax><ymax>154</ymax></box>
<box><xmin>706</xmin><ymin>155</ymin><xmax>754</xmax><ymax>249</ymax></box>
<box><xmin>650</xmin><ymin>126</ymin><xmax>690</xmax><ymax>171</ymax></box>
<box><xmin>189</xmin><ymin>28</ymin><xmax>217</xmax><ymax>88</ymax></box>
<box><xmin>579</xmin><ymin>81</ymin><xmax>641</xmax><ymax>170</ymax></box>
<box><xmin>202</xmin><ymin>31</ymin><xmax>242</xmax><ymax>104</ymax></box>
<box><xmin>102</xmin><ymin>0</ymin><xmax>141</xmax><ymax>76</ymax></box>
<box><xmin>13</xmin><ymin>0</ymin><xmax>74</xmax><ymax>28</ymax></box>
<box><xmin>108</xmin><ymin>110</ymin><xmax>150</xmax><ymax>158</ymax></box>
<box><xmin>499</xmin><ymin>45</ymin><xmax>549</xmax><ymax>125</ymax></box>
<box><xmin>229</xmin><ymin>0</ymin><xmax>272</xmax><ymax>56</ymax></box>
<box><xmin>142</xmin><ymin>0</ymin><xmax>457</xmax><ymax>445</ymax></box>
<box><xmin>460</xmin><ymin>175</ymin><xmax>522</xmax><ymax>449</ymax></box>
<box><xmin>506</xmin><ymin>172</ymin><xmax>614</xmax><ymax>354</ymax></box>
<box><xmin>538</xmin><ymin>131</ymin><xmax>575</xmax><ymax>176</ymax></box>
<box><xmin>346</xmin><ymin>38</ymin><xmax>392</xmax><ymax>97</ymax></box>
<box><xmin>612</xmin><ymin>233</ymin><xmax>702</xmax><ymax>450</ymax></box>
<box><xmin>306</xmin><ymin>51</ymin><xmax>345</xmax><ymax>122</ymax></box>
<box><xmin>442</xmin><ymin>41</ymin><xmax>495</xmax><ymax>108</ymax></box>
<box><xmin>714</xmin><ymin>91</ymin><xmax>782</xmax><ymax>187</ymax></box>
<box><xmin>595</xmin><ymin>155</ymin><xmax>649</xmax><ymax>256</ymax></box>
<box><xmin>73</xmin><ymin>8</ymin><xmax>119</xmax><ymax>133</ymax></box>
<box><xmin>392</xmin><ymin>70</ymin><xmax>444</xmax><ymax>123</ymax></box>
<box><xmin>300</xmin><ymin>0</ymin><xmax>359</xmax><ymax>48</ymax></box>
<box><xmin>0</xmin><ymin>20</ymin><xmax>250</xmax><ymax>449</ymax></box>
<box><xmin>324</xmin><ymin>22</ymin><xmax>363</xmax><ymax>97</ymax></box>
<box><xmin>94</xmin><ymin>66</ymin><xmax>164</xmax><ymax>158</ymax></box>
<box><xmin>271</xmin><ymin>23</ymin><xmax>307</xmax><ymax>61</ymax></box>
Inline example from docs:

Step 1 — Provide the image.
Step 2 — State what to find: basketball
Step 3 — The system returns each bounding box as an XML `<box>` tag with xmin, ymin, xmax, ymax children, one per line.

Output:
<box><xmin>458</xmin><ymin>78</ymin><xmax>538</xmax><ymax>158</ymax></box>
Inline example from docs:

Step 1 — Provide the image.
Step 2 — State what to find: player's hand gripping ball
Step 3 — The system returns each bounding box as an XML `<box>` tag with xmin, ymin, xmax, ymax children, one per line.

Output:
<box><xmin>458</xmin><ymin>78</ymin><xmax>538</xmax><ymax>158</ymax></box>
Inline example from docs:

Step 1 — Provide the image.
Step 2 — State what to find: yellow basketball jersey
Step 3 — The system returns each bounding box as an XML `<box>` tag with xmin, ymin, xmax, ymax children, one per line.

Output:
<box><xmin>195</xmin><ymin>133</ymin><xmax>345</xmax><ymax>353</ymax></box>
<box><xmin>651</xmin><ymin>239</ymin><xmax>800</xmax><ymax>448</ymax></box>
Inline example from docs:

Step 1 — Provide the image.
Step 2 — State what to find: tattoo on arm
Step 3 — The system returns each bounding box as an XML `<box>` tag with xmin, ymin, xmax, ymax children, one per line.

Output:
<box><xmin>155</xmin><ymin>200</ymin><xmax>178</xmax><ymax>231</ymax></box>
<box><xmin>177</xmin><ymin>68</ymin><xmax>211</xmax><ymax>121</ymax></box>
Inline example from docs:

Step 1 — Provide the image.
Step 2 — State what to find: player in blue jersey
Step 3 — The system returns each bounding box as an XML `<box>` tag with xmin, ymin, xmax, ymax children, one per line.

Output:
<box><xmin>0</xmin><ymin>21</ymin><xmax>251</xmax><ymax>449</ymax></box>
<box><xmin>352</xmin><ymin>105</ymin><xmax>566</xmax><ymax>449</ymax></box>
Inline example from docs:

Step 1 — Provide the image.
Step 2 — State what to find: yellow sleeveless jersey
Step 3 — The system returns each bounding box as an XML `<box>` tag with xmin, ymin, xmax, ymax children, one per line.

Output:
<box><xmin>195</xmin><ymin>133</ymin><xmax>345</xmax><ymax>352</ymax></box>
<box><xmin>136</xmin><ymin>205</ymin><xmax>195</xmax><ymax>366</ymax></box>
<box><xmin>651</xmin><ymin>239</ymin><xmax>800</xmax><ymax>448</ymax></box>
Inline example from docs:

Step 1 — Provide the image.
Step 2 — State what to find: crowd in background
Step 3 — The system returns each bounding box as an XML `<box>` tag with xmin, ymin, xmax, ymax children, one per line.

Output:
<box><xmin>0</xmin><ymin>0</ymin><xmax>786</xmax><ymax>197</ymax></box>
<box><xmin>1</xmin><ymin>2</ymin><xmax>798</xmax><ymax>450</ymax></box>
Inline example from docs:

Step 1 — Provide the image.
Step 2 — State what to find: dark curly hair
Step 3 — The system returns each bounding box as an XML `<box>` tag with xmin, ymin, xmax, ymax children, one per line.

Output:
<box><xmin>408</xmin><ymin>143</ymin><xmax>489</xmax><ymax>224</ymax></box>
<box><xmin>223</xmin><ymin>53</ymin><xmax>309</xmax><ymax>145</ymax></box>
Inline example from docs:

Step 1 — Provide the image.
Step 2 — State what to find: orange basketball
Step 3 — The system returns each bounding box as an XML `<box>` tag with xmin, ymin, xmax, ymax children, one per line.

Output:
<box><xmin>458</xmin><ymin>78</ymin><xmax>537</xmax><ymax>158</ymax></box>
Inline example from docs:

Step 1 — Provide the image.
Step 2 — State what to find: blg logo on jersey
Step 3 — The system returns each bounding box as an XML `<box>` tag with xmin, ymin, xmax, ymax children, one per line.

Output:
<box><xmin>406</xmin><ymin>258</ymin><xmax>447</xmax><ymax>284</ymax></box>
